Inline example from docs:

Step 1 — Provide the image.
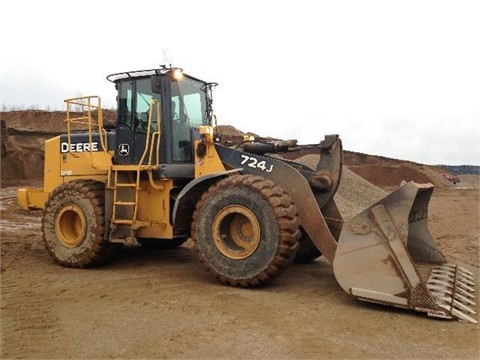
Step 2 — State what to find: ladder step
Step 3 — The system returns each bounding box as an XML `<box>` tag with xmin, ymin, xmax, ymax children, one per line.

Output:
<box><xmin>110</xmin><ymin>165</ymin><xmax>150</xmax><ymax>229</ymax></box>
<box><xmin>112</xmin><ymin>219</ymin><xmax>134</xmax><ymax>225</ymax></box>
<box><xmin>114</xmin><ymin>201</ymin><xmax>136</xmax><ymax>206</ymax></box>
<box><xmin>115</xmin><ymin>183</ymin><xmax>138</xmax><ymax>188</ymax></box>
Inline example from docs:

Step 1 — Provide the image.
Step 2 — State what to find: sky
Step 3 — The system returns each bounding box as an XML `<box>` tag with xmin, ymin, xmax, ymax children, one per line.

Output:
<box><xmin>1</xmin><ymin>0</ymin><xmax>479</xmax><ymax>165</ymax></box>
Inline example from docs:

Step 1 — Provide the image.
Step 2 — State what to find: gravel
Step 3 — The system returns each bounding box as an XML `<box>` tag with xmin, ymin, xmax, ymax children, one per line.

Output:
<box><xmin>294</xmin><ymin>154</ymin><xmax>387</xmax><ymax>220</ymax></box>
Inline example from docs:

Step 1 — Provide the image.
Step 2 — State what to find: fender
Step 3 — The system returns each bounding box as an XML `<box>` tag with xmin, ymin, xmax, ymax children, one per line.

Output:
<box><xmin>215</xmin><ymin>144</ymin><xmax>340</xmax><ymax>262</ymax></box>
<box><xmin>172</xmin><ymin>169</ymin><xmax>241</xmax><ymax>226</ymax></box>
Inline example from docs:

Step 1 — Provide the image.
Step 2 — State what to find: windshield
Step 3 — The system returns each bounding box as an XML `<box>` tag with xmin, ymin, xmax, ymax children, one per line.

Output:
<box><xmin>170</xmin><ymin>76</ymin><xmax>208</xmax><ymax>128</ymax></box>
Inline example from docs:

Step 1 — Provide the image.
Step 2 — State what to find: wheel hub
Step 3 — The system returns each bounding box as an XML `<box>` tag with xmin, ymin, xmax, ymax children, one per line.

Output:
<box><xmin>212</xmin><ymin>205</ymin><xmax>260</xmax><ymax>260</ymax></box>
<box><xmin>55</xmin><ymin>204</ymin><xmax>87</xmax><ymax>248</ymax></box>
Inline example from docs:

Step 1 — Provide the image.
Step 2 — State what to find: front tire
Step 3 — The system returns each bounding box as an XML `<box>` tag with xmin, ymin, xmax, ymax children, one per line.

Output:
<box><xmin>191</xmin><ymin>175</ymin><xmax>300</xmax><ymax>287</ymax></box>
<box><xmin>42</xmin><ymin>180</ymin><xmax>113</xmax><ymax>267</ymax></box>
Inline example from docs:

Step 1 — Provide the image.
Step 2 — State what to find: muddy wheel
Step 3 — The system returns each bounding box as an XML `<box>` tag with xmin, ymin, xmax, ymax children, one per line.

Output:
<box><xmin>42</xmin><ymin>180</ymin><xmax>113</xmax><ymax>268</ymax></box>
<box><xmin>191</xmin><ymin>174</ymin><xmax>300</xmax><ymax>287</ymax></box>
<box><xmin>294</xmin><ymin>229</ymin><xmax>322</xmax><ymax>264</ymax></box>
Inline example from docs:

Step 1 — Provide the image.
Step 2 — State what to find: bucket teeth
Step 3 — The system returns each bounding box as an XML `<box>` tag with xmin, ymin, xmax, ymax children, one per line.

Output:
<box><xmin>453</xmin><ymin>299</ymin><xmax>477</xmax><ymax>314</ymax></box>
<box><xmin>453</xmin><ymin>292</ymin><xmax>476</xmax><ymax>306</ymax></box>
<box><xmin>453</xmin><ymin>285</ymin><xmax>476</xmax><ymax>300</ymax></box>
<box><xmin>431</xmin><ymin>269</ymin><xmax>476</xmax><ymax>286</ymax></box>
<box><xmin>450</xmin><ymin>308</ymin><xmax>478</xmax><ymax>324</ymax></box>
<box><xmin>430</xmin><ymin>288</ymin><xmax>476</xmax><ymax>306</ymax></box>
<box><xmin>429</xmin><ymin>282</ymin><xmax>475</xmax><ymax>300</ymax></box>
<box><xmin>455</xmin><ymin>281</ymin><xmax>475</xmax><ymax>293</ymax></box>
<box><xmin>441</xmin><ymin>263</ymin><xmax>474</xmax><ymax>277</ymax></box>
<box><xmin>426</xmin><ymin>265</ymin><xmax>478</xmax><ymax>324</ymax></box>
<box><xmin>428</xmin><ymin>277</ymin><xmax>475</xmax><ymax>293</ymax></box>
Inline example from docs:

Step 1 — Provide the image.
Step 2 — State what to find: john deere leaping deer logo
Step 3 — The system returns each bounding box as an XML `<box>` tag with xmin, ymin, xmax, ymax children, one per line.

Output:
<box><xmin>118</xmin><ymin>144</ymin><xmax>130</xmax><ymax>156</ymax></box>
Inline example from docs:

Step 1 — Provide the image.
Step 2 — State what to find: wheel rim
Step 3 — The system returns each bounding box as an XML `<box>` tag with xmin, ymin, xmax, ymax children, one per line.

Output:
<box><xmin>212</xmin><ymin>205</ymin><xmax>261</xmax><ymax>260</ymax></box>
<box><xmin>55</xmin><ymin>204</ymin><xmax>87</xmax><ymax>248</ymax></box>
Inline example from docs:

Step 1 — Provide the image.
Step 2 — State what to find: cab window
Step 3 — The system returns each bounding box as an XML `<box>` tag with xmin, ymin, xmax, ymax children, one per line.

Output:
<box><xmin>118</xmin><ymin>81</ymin><xmax>133</xmax><ymax>127</ymax></box>
<box><xmin>171</xmin><ymin>76</ymin><xmax>207</xmax><ymax>161</ymax></box>
<box><xmin>134</xmin><ymin>78</ymin><xmax>160</xmax><ymax>133</ymax></box>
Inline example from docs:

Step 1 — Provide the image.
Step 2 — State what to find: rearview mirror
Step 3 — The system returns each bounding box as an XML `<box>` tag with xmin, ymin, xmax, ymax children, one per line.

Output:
<box><xmin>151</xmin><ymin>75</ymin><xmax>162</xmax><ymax>93</ymax></box>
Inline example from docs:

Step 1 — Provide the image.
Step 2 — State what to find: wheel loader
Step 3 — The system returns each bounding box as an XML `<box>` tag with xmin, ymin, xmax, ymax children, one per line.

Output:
<box><xmin>17</xmin><ymin>66</ymin><xmax>477</xmax><ymax>323</ymax></box>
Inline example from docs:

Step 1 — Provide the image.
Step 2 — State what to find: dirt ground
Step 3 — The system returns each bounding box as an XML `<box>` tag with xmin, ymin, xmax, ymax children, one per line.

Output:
<box><xmin>1</xmin><ymin>176</ymin><xmax>479</xmax><ymax>360</ymax></box>
<box><xmin>1</xmin><ymin>110</ymin><xmax>479</xmax><ymax>359</ymax></box>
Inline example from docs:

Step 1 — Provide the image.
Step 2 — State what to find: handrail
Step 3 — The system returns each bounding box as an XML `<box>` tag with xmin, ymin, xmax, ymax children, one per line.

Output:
<box><xmin>138</xmin><ymin>99</ymin><xmax>161</xmax><ymax>169</ymax></box>
<box><xmin>64</xmin><ymin>96</ymin><xmax>109</xmax><ymax>158</ymax></box>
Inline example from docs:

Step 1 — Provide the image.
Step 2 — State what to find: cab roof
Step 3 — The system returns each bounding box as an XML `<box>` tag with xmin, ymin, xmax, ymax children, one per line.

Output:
<box><xmin>106</xmin><ymin>66</ymin><xmax>207</xmax><ymax>84</ymax></box>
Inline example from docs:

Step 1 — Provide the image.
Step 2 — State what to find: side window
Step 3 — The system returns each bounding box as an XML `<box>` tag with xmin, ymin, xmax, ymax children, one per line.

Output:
<box><xmin>172</xmin><ymin>95</ymin><xmax>192</xmax><ymax>162</ymax></box>
<box><xmin>135</xmin><ymin>79</ymin><xmax>160</xmax><ymax>133</ymax></box>
<box><xmin>183</xmin><ymin>93</ymin><xmax>203</xmax><ymax>127</ymax></box>
<box><xmin>170</xmin><ymin>77</ymin><xmax>207</xmax><ymax>162</ymax></box>
<box><xmin>118</xmin><ymin>81</ymin><xmax>133</xmax><ymax>127</ymax></box>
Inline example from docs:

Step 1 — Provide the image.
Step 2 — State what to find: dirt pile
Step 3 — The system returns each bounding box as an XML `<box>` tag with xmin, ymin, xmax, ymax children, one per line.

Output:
<box><xmin>345</xmin><ymin>151</ymin><xmax>453</xmax><ymax>189</ymax></box>
<box><xmin>1</xmin><ymin>110</ymin><xmax>115</xmax><ymax>180</ymax></box>
<box><xmin>0</xmin><ymin>110</ymin><xmax>460</xmax><ymax>189</ymax></box>
<box><xmin>293</xmin><ymin>153</ymin><xmax>388</xmax><ymax>220</ymax></box>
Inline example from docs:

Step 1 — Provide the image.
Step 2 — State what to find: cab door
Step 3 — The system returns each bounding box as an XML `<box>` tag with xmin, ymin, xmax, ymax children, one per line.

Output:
<box><xmin>114</xmin><ymin>78</ymin><xmax>162</xmax><ymax>165</ymax></box>
<box><xmin>114</xmin><ymin>79</ymin><xmax>134</xmax><ymax>165</ymax></box>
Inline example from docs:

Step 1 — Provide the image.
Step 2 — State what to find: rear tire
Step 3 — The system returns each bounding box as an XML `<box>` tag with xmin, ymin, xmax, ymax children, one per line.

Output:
<box><xmin>192</xmin><ymin>174</ymin><xmax>300</xmax><ymax>287</ymax></box>
<box><xmin>42</xmin><ymin>180</ymin><xmax>114</xmax><ymax>267</ymax></box>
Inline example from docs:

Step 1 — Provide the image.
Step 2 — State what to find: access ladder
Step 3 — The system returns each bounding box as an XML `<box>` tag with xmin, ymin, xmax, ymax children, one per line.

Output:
<box><xmin>109</xmin><ymin>100</ymin><xmax>162</xmax><ymax>238</ymax></box>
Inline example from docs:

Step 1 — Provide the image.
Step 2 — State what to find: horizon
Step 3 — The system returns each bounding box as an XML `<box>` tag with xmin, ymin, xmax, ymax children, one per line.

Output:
<box><xmin>1</xmin><ymin>107</ymin><xmax>478</xmax><ymax>167</ymax></box>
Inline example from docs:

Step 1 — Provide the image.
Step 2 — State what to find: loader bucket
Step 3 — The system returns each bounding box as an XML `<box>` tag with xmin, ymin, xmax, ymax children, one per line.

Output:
<box><xmin>333</xmin><ymin>181</ymin><xmax>477</xmax><ymax>323</ymax></box>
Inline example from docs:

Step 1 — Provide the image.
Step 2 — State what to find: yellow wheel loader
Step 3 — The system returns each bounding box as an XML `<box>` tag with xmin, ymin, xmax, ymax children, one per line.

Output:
<box><xmin>17</xmin><ymin>66</ymin><xmax>477</xmax><ymax>323</ymax></box>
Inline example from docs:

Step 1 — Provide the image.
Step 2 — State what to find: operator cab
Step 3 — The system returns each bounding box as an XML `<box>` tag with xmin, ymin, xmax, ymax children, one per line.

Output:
<box><xmin>107</xmin><ymin>67</ymin><xmax>217</xmax><ymax>177</ymax></box>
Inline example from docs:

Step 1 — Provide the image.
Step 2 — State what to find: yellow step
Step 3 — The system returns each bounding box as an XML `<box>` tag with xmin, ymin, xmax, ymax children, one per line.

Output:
<box><xmin>111</xmin><ymin>219</ymin><xmax>134</xmax><ymax>225</ymax></box>
<box><xmin>114</xmin><ymin>201</ymin><xmax>136</xmax><ymax>206</ymax></box>
<box><xmin>115</xmin><ymin>183</ymin><xmax>137</xmax><ymax>188</ymax></box>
